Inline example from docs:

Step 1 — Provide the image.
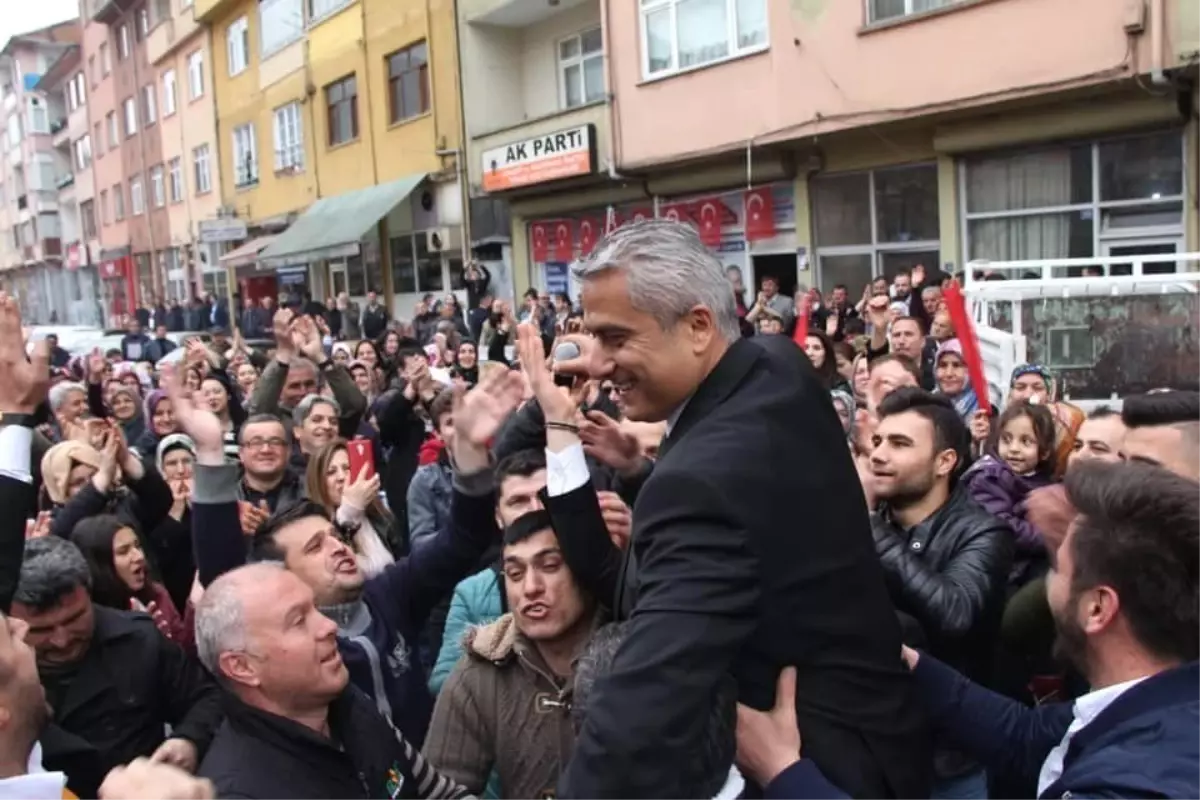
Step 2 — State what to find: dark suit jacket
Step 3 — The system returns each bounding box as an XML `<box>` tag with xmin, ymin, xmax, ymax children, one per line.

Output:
<box><xmin>556</xmin><ymin>335</ymin><xmax>931</xmax><ymax>798</ymax></box>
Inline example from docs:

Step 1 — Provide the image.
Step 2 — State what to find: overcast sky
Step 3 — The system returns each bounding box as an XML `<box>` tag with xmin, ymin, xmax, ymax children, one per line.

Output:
<box><xmin>1</xmin><ymin>0</ymin><xmax>79</xmax><ymax>46</ymax></box>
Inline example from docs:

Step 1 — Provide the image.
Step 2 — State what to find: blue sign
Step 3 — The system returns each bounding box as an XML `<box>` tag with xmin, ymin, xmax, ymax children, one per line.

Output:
<box><xmin>544</xmin><ymin>262</ymin><xmax>569</xmax><ymax>295</ymax></box>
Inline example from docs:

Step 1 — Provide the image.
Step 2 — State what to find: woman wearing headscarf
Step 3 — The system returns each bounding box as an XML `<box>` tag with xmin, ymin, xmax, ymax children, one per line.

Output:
<box><xmin>135</xmin><ymin>389</ymin><xmax>180</xmax><ymax>460</ymax></box>
<box><xmin>933</xmin><ymin>339</ymin><xmax>979</xmax><ymax>422</ymax></box>
<box><xmin>146</xmin><ymin>434</ymin><xmax>198</xmax><ymax>610</ymax></box>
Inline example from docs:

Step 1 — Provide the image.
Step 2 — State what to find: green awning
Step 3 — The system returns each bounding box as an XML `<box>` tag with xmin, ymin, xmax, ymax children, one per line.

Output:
<box><xmin>257</xmin><ymin>173</ymin><xmax>426</xmax><ymax>268</ymax></box>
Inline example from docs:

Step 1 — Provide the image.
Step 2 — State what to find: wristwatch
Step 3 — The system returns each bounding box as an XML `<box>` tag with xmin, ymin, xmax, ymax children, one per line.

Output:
<box><xmin>0</xmin><ymin>412</ymin><xmax>37</xmax><ymax>429</ymax></box>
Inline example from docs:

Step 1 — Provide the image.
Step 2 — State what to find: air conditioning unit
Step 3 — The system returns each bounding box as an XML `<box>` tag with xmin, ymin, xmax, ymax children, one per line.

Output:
<box><xmin>426</xmin><ymin>227</ymin><xmax>454</xmax><ymax>253</ymax></box>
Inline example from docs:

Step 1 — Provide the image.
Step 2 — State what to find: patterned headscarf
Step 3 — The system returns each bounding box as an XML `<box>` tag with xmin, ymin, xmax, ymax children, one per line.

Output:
<box><xmin>1009</xmin><ymin>363</ymin><xmax>1056</xmax><ymax>401</ymax></box>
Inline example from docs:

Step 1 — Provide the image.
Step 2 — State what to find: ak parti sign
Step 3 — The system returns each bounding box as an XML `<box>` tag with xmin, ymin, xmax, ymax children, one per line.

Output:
<box><xmin>481</xmin><ymin>124</ymin><xmax>597</xmax><ymax>193</ymax></box>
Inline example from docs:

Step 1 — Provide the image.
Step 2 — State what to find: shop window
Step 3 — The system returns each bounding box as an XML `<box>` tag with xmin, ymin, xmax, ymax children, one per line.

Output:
<box><xmin>812</xmin><ymin>164</ymin><xmax>940</xmax><ymax>293</ymax></box>
<box><xmin>961</xmin><ymin>130</ymin><xmax>1185</xmax><ymax>267</ymax></box>
<box><xmin>390</xmin><ymin>234</ymin><xmax>416</xmax><ymax>294</ymax></box>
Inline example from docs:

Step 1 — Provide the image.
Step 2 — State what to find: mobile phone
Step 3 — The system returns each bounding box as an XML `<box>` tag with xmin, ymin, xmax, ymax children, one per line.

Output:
<box><xmin>346</xmin><ymin>438</ymin><xmax>375</xmax><ymax>480</ymax></box>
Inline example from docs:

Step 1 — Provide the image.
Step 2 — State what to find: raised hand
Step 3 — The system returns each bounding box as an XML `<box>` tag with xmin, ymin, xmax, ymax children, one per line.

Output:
<box><xmin>161</xmin><ymin>365</ymin><xmax>225</xmax><ymax>462</ymax></box>
<box><xmin>451</xmin><ymin>366</ymin><xmax>525</xmax><ymax>450</ymax></box>
<box><xmin>291</xmin><ymin>315</ymin><xmax>324</xmax><ymax>362</ymax></box>
<box><xmin>341</xmin><ymin>464</ymin><xmax>380</xmax><ymax>510</ymax></box>
<box><xmin>825</xmin><ymin>312</ymin><xmax>839</xmax><ymax>337</ymax></box>
<box><xmin>580</xmin><ymin>411</ymin><xmax>642</xmax><ymax>476</ymax></box>
<box><xmin>597</xmin><ymin>491</ymin><xmax>632</xmax><ymax>550</ymax></box>
<box><xmin>272</xmin><ymin>308</ymin><xmax>296</xmax><ymax>362</ymax></box>
<box><xmin>0</xmin><ymin>294</ymin><xmax>48</xmax><ymax>414</ymax></box>
<box><xmin>94</xmin><ymin>425</ymin><xmax>122</xmax><ymax>494</ymax></box>
<box><xmin>99</xmin><ymin>757</ymin><xmax>215</xmax><ymax>800</ymax></box>
<box><xmin>25</xmin><ymin>511</ymin><xmax>52</xmax><ymax>540</ymax></box>
<box><xmin>238</xmin><ymin>500</ymin><xmax>270</xmax><ymax>537</ymax></box>
<box><xmin>87</xmin><ymin>347</ymin><xmax>107</xmax><ymax>384</ymax></box>
<box><xmin>517</xmin><ymin>323</ymin><xmax>584</xmax><ymax>425</ymax></box>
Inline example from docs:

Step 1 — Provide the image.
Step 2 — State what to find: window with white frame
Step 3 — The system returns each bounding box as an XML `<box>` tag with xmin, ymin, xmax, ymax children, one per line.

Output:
<box><xmin>868</xmin><ymin>0</ymin><xmax>962</xmax><ymax>24</ymax></box>
<box><xmin>233</xmin><ymin>124</ymin><xmax>258</xmax><ymax>186</ymax></box>
<box><xmin>162</xmin><ymin>70</ymin><xmax>177</xmax><ymax>116</ymax></box>
<box><xmin>181</xmin><ymin>0</ymin><xmax>193</xmax><ymax>7</ymax></box>
<box><xmin>187</xmin><ymin>51</ymin><xmax>205</xmax><ymax>99</ymax></box>
<box><xmin>138</xmin><ymin>6</ymin><xmax>150</xmax><ymax>37</ymax></box>
<box><xmin>100</xmin><ymin>42</ymin><xmax>110</xmax><ymax>75</ymax></box>
<box><xmin>812</xmin><ymin>164</ymin><xmax>941</xmax><ymax>294</ymax></box>
<box><xmin>192</xmin><ymin>144</ymin><xmax>212</xmax><ymax>194</ymax></box>
<box><xmin>106</xmin><ymin>112</ymin><xmax>118</xmax><ymax>148</ymax></box>
<box><xmin>168</xmin><ymin>157</ymin><xmax>183</xmax><ymax>202</ymax></box>
<box><xmin>558</xmin><ymin>28</ymin><xmax>603</xmax><ymax>109</ymax></box>
<box><xmin>141</xmin><ymin>84</ymin><xmax>157</xmax><ymax>125</ymax></box>
<box><xmin>272</xmin><ymin>102</ymin><xmax>303</xmax><ymax>171</ymax></box>
<box><xmin>640</xmin><ymin>0</ymin><xmax>767</xmax><ymax>79</ymax></box>
<box><xmin>113</xmin><ymin>184</ymin><xmax>125</xmax><ymax>220</ymax></box>
<box><xmin>227</xmin><ymin>17</ymin><xmax>249</xmax><ymax>76</ymax></box>
<box><xmin>73</xmin><ymin>135</ymin><xmax>92</xmax><ymax>170</ymax></box>
<box><xmin>960</xmin><ymin>130</ymin><xmax>1185</xmax><ymax>266</ymax></box>
<box><xmin>67</xmin><ymin>76</ymin><xmax>81</xmax><ymax>112</ymax></box>
<box><xmin>150</xmin><ymin>164</ymin><xmax>165</xmax><ymax>207</ymax></box>
<box><xmin>123</xmin><ymin>97</ymin><xmax>138</xmax><ymax>137</ymax></box>
<box><xmin>118</xmin><ymin>25</ymin><xmax>131</xmax><ymax>59</ymax></box>
<box><xmin>27</xmin><ymin>98</ymin><xmax>48</xmax><ymax>134</ymax></box>
<box><xmin>308</xmin><ymin>0</ymin><xmax>351</xmax><ymax>22</ymax></box>
<box><xmin>261</xmin><ymin>0</ymin><xmax>304</xmax><ymax>57</ymax></box>
<box><xmin>130</xmin><ymin>175</ymin><xmax>144</xmax><ymax>214</ymax></box>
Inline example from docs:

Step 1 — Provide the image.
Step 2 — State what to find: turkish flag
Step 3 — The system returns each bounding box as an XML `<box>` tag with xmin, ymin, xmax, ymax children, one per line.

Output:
<box><xmin>627</xmin><ymin>206</ymin><xmax>654</xmax><ymax>224</ymax></box>
<box><xmin>694</xmin><ymin>198</ymin><xmax>723</xmax><ymax>246</ymax></box>
<box><xmin>552</xmin><ymin>220</ymin><xmax>574</xmax><ymax>262</ymax></box>
<box><xmin>530</xmin><ymin>222</ymin><xmax>550</xmax><ymax>262</ymax></box>
<box><xmin>744</xmin><ymin>187</ymin><xmax>776</xmax><ymax>241</ymax></box>
<box><xmin>578</xmin><ymin>217</ymin><xmax>603</xmax><ymax>256</ymax></box>
<box><xmin>660</xmin><ymin>203</ymin><xmax>691</xmax><ymax>224</ymax></box>
<box><xmin>943</xmin><ymin>281</ymin><xmax>992</xmax><ymax>415</ymax></box>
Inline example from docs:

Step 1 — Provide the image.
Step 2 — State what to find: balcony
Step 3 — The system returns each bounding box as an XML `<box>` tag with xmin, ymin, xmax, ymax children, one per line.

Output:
<box><xmin>194</xmin><ymin>0</ymin><xmax>238</xmax><ymax>23</ymax></box>
<box><xmin>50</xmin><ymin>119</ymin><xmax>69</xmax><ymax>148</ymax></box>
<box><xmin>464</xmin><ymin>0</ymin><xmax>591</xmax><ymax>26</ymax></box>
<box><xmin>56</xmin><ymin>173</ymin><xmax>76</xmax><ymax>190</ymax></box>
<box><xmin>92</xmin><ymin>0</ymin><xmax>138</xmax><ymax>25</ymax></box>
<box><xmin>146</xmin><ymin>18</ymin><xmax>176</xmax><ymax>64</ymax></box>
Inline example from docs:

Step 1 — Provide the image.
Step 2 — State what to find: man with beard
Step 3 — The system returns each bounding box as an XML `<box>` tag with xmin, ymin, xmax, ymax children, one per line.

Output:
<box><xmin>901</xmin><ymin>460</ymin><xmax>1199</xmax><ymax>799</ymax></box>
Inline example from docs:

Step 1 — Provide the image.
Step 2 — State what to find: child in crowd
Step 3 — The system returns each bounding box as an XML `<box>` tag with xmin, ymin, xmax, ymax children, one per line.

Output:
<box><xmin>964</xmin><ymin>401</ymin><xmax>1058</xmax><ymax>587</ymax></box>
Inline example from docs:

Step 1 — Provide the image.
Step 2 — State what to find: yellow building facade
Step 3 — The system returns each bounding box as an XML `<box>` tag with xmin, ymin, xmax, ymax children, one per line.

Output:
<box><xmin>194</xmin><ymin>0</ymin><xmax>465</xmax><ymax>314</ymax></box>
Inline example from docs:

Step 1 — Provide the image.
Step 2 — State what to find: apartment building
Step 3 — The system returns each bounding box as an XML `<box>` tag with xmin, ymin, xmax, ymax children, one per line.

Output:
<box><xmin>146</xmin><ymin>0</ymin><xmax>226</xmax><ymax>301</ymax></box>
<box><xmin>36</xmin><ymin>44</ymin><xmax>103</xmax><ymax>326</ymax></box>
<box><xmin>195</xmin><ymin>0</ymin><xmax>466</xmax><ymax>318</ymax></box>
<box><xmin>472</xmin><ymin>0</ymin><xmax>1199</xmax><ymax>313</ymax></box>
<box><xmin>0</xmin><ymin>22</ymin><xmax>81</xmax><ymax>323</ymax></box>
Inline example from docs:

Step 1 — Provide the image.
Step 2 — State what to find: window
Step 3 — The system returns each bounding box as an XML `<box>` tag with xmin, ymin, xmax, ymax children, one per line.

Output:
<box><xmin>227</xmin><ymin>17</ymin><xmax>249</xmax><ymax>76</ymax></box>
<box><xmin>106</xmin><ymin>112</ymin><xmax>118</xmax><ymax>148</ymax></box>
<box><xmin>150</xmin><ymin>165</ymin><xmax>165</xmax><ymax>207</ymax></box>
<box><xmin>93</xmin><ymin>122</ymin><xmax>103</xmax><ymax>156</ymax></box>
<box><xmin>168</xmin><ymin>157</ymin><xmax>183</xmax><ymax>202</ymax></box>
<box><xmin>181</xmin><ymin>0</ymin><xmax>193</xmax><ymax>7</ymax></box>
<box><xmin>232</xmin><ymin>124</ymin><xmax>258</xmax><ymax>186</ymax></box>
<box><xmin>187</xmin><ymin>51</ymin><xmax>205</xmax><ymax>99</ymax></box>
<box><xmin>123</xmin><ymin>98</ymin><xmax>137</xmax><ymax>137</ymax></box>
<box><xmin>141</xmin><ymin>85</ymin><xmax>157</xmax><ymax>125</ymax></box>
<box><xmin>100</xmin><ymin>42</ymin><xmax>111</xmax><ymax>75</ymax></box>
<box><xmin>88</xmin><ymin>55</ymin><xmax>97</xmax><ymax>87</ymax></box>
<box><xmin>118</xmin><ymin>25</ymin><xmax>130</xmax><ymax>60</ymax></box>
<box><xmin>261</xmin><ymin>0</ymin><xmax>303</xmax><ymax>57</ymax></box>
<box><xmin>130</xmin><ymin>175</ymin><xmax>144</xmax><ymax>214</ymax></box>
<box><xmin>193</xmin><ymin>144</ymin><xmax>212</xmax><ymax>194</ymax></box>
<box><xmin>813</xmin><ymin>165</ymin><xmax>940</xmax><ymax>293</ymax></box>
<box><xmin>81</xmin><ymin>199</ymin><xmax>96</xmax><ymax>239</ymax></box>
<box><xmin>73</xmin><ymin>136</ymin><xmax>92</xmax><ymax>170</ymax></box>
<box><xmin>162</xmin><ymin>70</ymin><xmax>177</xmax><ymax>116</ymax></box>
<box><xmin>640</xmin><ymin>0</ymin><xmax>767</xmax><ymax>79</ymax></box>
<box><xmin>386</xmin><ymin>42</ymin><xmax>429</xmax><ymax>124</ymax></box>
<box><xmin>961</xmin><ymin>131</ymin><xmax>1185</xmax><ymax>266</ymax></box>
<box><xmin>100</xmin><ymin>190</ymin><xmax>110</xmax><ymax>225</ymax></box>
<box><xmin>137</xmin><ymin>6</ymin><xmax>150</xmax><ymax>38</ymax></box>
<box><xmin>325</xmin><ymin>74</ymin><xmax>357</xmax><ymax>146</ymax></box>
<box><xmin>272</xmin><ymin>102</ymin><xmax>303</xmax><ymax>171</ymax></box>
<box><xmin>558</xmin><ymin>29</ymin><xmax>603</xmax><ymax>109</ymax></box>
<box><xmin>309</xmin><ymin>0</ymin><xmax>352</xmax><ymax>21</ymax></box>
<box><xmin>112</xmin><ymin>184</ymin><xmax>125</xmax><ymax>220</ymax></box>
<box><xmin>27</xmin><ymin>99</ymin><xmax>48</xmax><ymax>134</ymax></box>
<box><xmin>869</xmin><ymin>0</ymin><xmax>962</xmax><ymax>23</ymax></box>
<box><xmin>67</xmin><ymin>77</ymin><xmax>81</xmax><ymax>112</ymax></box>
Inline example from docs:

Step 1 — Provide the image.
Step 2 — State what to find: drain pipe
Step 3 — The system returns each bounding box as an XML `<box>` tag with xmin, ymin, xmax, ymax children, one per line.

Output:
<box><xmin>600</xmin><ymin>0</ymin><xmax>624</xmax><ymax>180</ymax></box>
<box><xmin>1149</xmin><ymin>0</ymin><xmax>1168</xmax><ymax>85</ymax></box>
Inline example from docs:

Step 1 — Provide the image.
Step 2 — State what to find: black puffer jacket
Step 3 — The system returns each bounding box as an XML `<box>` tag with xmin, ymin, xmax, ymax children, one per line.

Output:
<box><xmin>872</xmin><ymin>486</ymin><xmax>1013</xmax><ymax>782</ymax></box>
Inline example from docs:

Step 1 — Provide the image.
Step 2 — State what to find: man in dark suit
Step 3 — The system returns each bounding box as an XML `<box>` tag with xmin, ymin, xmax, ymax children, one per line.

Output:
<box><xmin>522</xmin><ymin>219</ymin><xmax>931</xmax><ymax>798</ymax></box>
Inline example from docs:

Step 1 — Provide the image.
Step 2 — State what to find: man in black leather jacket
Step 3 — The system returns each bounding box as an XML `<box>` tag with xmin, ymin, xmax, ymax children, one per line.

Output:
<box><xmin>865</xmin><ymin>387</ymin><xmax>1013</xmax><ymax>798</ymax></box>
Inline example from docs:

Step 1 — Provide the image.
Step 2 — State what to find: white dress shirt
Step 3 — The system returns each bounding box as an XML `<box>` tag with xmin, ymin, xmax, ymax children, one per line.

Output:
<box><xmin>545</xmin><ymin>442</ymin><xmax>590</xmax><ymax>497</ymax></box>
<box><xmin>1037</xmin><ymin>676</ymin><xmax>1147</xmax><ymax>795</ymax></box>
<box><xmin>0</xmin><ymin>425</ymin><xmax>33</xmax><ymax>485</ymax></box>
<box><xmin>0</xmin><ymin>743</ymin><xmax>68</xmax><ymax>799</ymax></box>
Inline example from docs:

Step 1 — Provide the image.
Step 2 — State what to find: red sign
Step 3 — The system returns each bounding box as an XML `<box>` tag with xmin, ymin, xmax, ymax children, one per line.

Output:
<box><xmin>626</xmin><ymin>206</ymin><xmax>654</xmax><ymax>225</ymax></box>
<box><xmin>694</xmin><ymin>198</ymin><xmax>724</xmax><ymax>246</ymax></box>
<box><xmin>552</xmin><ymin>220</ymin><xmax>574</xmax><ymax>262</ymax></box>
<box><xmin>578</xmin><ymin>216</ymin><xmax>603</xmax><ymax>257</ymax></box>
<box><xmin>744</xmin><ymin>187</ymin><xmax>776</xmax><ymax>241</ymax></box>
<box><xmin>99</xmin><ymin>256</ymin><xmax>130</xmax><ymax>280</ymax></box>
<box><xmin>660</xmin><ymin>203</ymin><xmax>692</xmax><ymax>224</ymax></box>
<box><xmin>530</xmin><ymin>222</ymin><xmax>550</xmax><ymax>262</ymax></box>
<box><xmin>65</xmin><ymin>243</ymin><xmax>82</xmax><ymax>270</ymax></box>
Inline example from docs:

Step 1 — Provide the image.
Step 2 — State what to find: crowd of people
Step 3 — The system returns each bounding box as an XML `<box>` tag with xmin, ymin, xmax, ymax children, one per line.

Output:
<box><xmin>0</xmin><ymin>219</ymin><xmax>1195</xmax><ymax>799</ymax></box>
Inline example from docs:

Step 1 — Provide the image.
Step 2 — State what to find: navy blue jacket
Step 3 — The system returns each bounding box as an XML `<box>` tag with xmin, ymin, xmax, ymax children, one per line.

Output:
<box><xmin>916</xmin><ymin>654</ymin><xmax>1199</xmax><ymax>799</ymax></box>
<box><xmin>192</xmin><ymin>462</ymin><xmax>497</xmax><ymax>748</ymax></box>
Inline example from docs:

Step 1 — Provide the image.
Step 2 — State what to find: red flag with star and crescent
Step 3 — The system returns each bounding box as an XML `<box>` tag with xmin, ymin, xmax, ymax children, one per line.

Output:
<box><xmin>694</xmin><ymin>198</ymin><xmax>723</xmax><ymax>246</ymax></box>
<box><xmin>744</xmin><ymin>187</ymin><xmax>776</xmax><ymax>241</ymax></box>
<box><xmin>552</xmin><ymin>220</ymin><xmax>574</xmax><ymax>262</ymax></box>
<box><xmin>578</xmin><ymin>217</ymin><xmax>603</xmax><ymax>257</ymax></box>
<box><xmin>530</xmin><ymin>222</ymin><xmax>550</xmax><ymax>262</ymax></box>
<box><xmin>627</xmin><ymin>206</ymin><xmax>654</xmax><ymax>225</ymax></box>
<box><xmin>660</xmin><ymin>203</ymin><xmax>692</xmax><ymax>224</ymax></box>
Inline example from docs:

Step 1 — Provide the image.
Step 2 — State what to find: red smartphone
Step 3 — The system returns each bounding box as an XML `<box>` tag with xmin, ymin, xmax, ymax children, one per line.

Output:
<box><xmin>346</xmin><ymin>438</ymin><xmax>375</xmax><ymax>480</ymax></box>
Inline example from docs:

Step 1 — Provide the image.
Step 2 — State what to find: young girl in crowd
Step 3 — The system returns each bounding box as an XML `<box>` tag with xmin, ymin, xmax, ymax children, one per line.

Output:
<box><xmin>964</xmin><ymin>401</ymin><xmax>1058</xmax><ymax>587</ymax></box>
<box><xmin>70</xmin><ymin>514</ymin><xmax>195</xmax><ymax>652</ymax></box>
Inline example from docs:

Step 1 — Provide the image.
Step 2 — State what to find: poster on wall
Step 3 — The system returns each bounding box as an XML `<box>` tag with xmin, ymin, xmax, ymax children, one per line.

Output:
<box><xmin>715</xmin><ymin>239</ymin><xmax>749</xmax><ymax>294</ymax></box>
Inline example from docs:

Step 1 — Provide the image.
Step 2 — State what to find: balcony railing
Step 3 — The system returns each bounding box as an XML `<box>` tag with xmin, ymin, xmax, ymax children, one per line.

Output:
<box><xmin>92</xmin><ymin>0</ymin><xmax>138</xmax><ymax>25</ymax></box>
<box><xmin>49</xmin><ymin>119</ymin><xmax>67</xmax><ymax>135</ymax></box>
<box><xmin>56</xmin><ymin>173</ymin><xmax>76</xmax><ymax>190</ymax></box>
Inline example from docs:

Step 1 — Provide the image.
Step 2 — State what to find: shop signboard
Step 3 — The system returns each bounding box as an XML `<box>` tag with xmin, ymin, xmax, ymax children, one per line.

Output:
<box><xmin>481</xmin><ymin>125</ymin><xmax>597</xmax><ymax>192</ymax></box>
<box><xmin>544</xmin><ymin>262</ymin><xmax>569</xmax><ymax>295</ymax></box>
